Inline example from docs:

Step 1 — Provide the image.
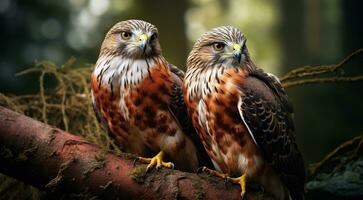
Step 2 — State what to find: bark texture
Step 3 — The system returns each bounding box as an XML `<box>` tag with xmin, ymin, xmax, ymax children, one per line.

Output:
<box><xmin>0</xmin><ymin>106</ymin><xmax>273</xmax><ymax>200</ymax></box>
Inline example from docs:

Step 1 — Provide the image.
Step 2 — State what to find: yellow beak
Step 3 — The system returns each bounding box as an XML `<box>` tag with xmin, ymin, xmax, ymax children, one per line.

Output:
<box><xmin>233</xmin><ymin>44</ymin><xmax>241</xmax><ymax>51</ymax></box>
<box><xmin>232</xmin><ymin>43</ymin><xmax>242</xmax><ymax>61</ymax></box>
<box><xmin>138</xmin><ymin>34</ymin><xmax>148</xmax><ymax>50</ymax></box>
<box><xmin>139</xmin><ymin>34</ymin><xmax>148</xmax><ymax>42</ymax></box>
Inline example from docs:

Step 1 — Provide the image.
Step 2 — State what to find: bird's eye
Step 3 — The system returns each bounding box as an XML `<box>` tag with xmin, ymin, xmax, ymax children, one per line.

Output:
<box><xmin>213</xmin><ymin>43</ymin><xmax>225</xmax><ymax>51</ymax></box>
<box><xmin>121</xmin><ymin>32</ymin><xmax>132</xmax><ymax>40</ymax></box>
<box><xmin>150</xmin><ymin>33</ymin><xmax>158</xmax><ymax>40</ymax></box>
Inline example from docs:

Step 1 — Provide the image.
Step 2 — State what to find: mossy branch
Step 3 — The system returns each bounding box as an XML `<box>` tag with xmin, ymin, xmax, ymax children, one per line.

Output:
<box><xmin>307</xmin><ymin>135</ymin><xmax>363</xmax><ymax>179</ymax></box>
<box><xmin>0</xmin><ymin>106</ymin><xmax>275</xmax><ymax>200</ymax></box>
<box><xmin>281</xmin><ymin>48</ymin><xmax>363</xmax><ymax>88</ymax></box>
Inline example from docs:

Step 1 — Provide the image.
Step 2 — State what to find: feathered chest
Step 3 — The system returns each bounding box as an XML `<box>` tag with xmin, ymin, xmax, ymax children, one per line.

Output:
<box><xmin>184</xmin><ymin>67</ymin><xmax>247</xmax><ymax>145</ymax></box>
<box><xmin>92</xmin><ymin>56</ymin><xmax>175</xmax><ymax>131</ymax></box>
<box><xmin>184</xmin><ymin>68</ymin><xmax>263</xmax><ymax>174</ymax></box>
<box><xmin>91</xmin><ymin>56</ymin><xmax>182</xmax><ymax>153</ymax></box>
<box><xmin>184</xmin><ymin>67</ymin><xmax>246</xmax><ymax>112</ymax></box>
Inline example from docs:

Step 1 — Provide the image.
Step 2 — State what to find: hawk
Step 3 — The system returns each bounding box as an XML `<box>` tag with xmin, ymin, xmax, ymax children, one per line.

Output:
<box><xmin>91</xmin><ymin>20</ymin><xmax>212</xmax><ymax>172</ymax></box>
<box><xmin>183</xmin><ymin>26</ymin><xmax>305</xmax><ymax>199</ymax></box>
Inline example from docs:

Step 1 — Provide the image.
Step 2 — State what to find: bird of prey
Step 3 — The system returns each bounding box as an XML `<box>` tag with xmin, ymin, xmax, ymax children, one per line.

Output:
<box><xmin>183</xmin><ymin>26</ymin><xmax>305</xmax><ymax>200</ymax></box>
<box><xmin>91</xmin><ymin>20</ymin><xmax>212</xmax><ymax>172</ymax></box>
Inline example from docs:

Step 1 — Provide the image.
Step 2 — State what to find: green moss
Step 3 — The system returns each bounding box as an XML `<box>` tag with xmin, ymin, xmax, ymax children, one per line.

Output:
<box><xmin>120</xmin><ymin>152</ymin><xmax>138</xmax><ymax>160</ymax></box>
<box><xmin>83</xmin><ymin>153</ymin><xmax>107</xmax><ymax>177</ymax></box>
<box><xmin>129</xmin><ymin>166</ymin><xmax>147</xmax><ymax>184</ymax></box>
<box><xmin>108</xmin><ymin>149</ymin><xmax>138</xmax><ymax>161</ymax></box>
<box><xmin>94</xmin><ymin>152</ymin><xmax>106</xmax><ymax>163</ymax></box>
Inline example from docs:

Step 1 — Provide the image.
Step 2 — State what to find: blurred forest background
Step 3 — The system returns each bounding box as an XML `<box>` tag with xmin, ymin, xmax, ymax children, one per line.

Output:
<box><xmin>0</xmin><ymin>0</ymin><xmax>362</xmax><ymax>183</ymax></box>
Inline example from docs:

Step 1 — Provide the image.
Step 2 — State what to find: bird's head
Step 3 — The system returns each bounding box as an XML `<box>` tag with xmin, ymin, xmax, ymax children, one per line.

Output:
<box><xmin>99</xmin><ymin>19</ymin><xmax>161</xmax><ymax>59</ymax></box>
<box><xmin>187</xmin><ymin>26</ymin><xmax>251</xmax><ymax>70</ymax></box>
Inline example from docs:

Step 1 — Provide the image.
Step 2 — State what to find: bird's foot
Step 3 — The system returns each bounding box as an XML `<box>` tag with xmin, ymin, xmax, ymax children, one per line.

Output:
<box><xmin>138</xmin><ymin>151</ymin><xmax>174</xmax><ymax>172</ymax></box>
<box><xmin>229</xmin><ymin>174</ymin><xmax>247</xmax><ymax>199</ymax></box>
<box><xmin>197</xmin><ymin>167</ymin><xmax>248</xmax><ymax>198</ymax></box>
<box><xmin>197</xmin><ymin>167</ymin><xmax>230</xmax><ymax>189</ymax></box>
<box><xmin>196</xmin><ymin>166</ymin><xmax>228</xmax><ymax>179</ymax></box>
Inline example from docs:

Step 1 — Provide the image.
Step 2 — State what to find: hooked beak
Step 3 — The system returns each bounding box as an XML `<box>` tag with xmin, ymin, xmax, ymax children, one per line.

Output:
<box><xmin>232</xmin><ymin>43</ymin><xmax>242</xmax><ymax>62</ymax></box>
<box><xmin>138</xmin><ymin>33</ymin><xmax>148</xmax><ymax>51</ymax></box>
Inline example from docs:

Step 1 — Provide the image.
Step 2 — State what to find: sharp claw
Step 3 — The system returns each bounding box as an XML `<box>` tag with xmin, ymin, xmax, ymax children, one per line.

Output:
<box><xmin>139</xmin><ymin>151</ymin><xmax>174</xmax><ymax>172</ymax></box>
<box><xmin>240</xmin><ymin>192</ymin><xmax>246</xmax><ymax>200</ymax></box>
<box><xmin>239</xmin><ymin>177</ymin><xmax>247</xmax><ymax>200</ymax></box>
<box><xmin>133</xmin><ymin>158</ymin><xmax>138</xmax><ymax>167</ymax></box>
<box><xmin>196</xmin><ymin>166</ymin><xmax>204</xmax><ymax>174</ymax></box>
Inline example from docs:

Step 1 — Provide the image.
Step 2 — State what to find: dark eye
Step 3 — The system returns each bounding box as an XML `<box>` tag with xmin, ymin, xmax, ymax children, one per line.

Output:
<box><xmin>150</xmin><ymin>33</ymin><xmax>158</xmax><ymax>40</ymax></box>
<box><xmin>213</xmin><ymin>42</ymin><xmax>225</xmax><ymax>51</ymax></box>
<box><xmin>121</xmin><ymin>32</ymin><xmax>132</xmax><ymax>40</ymax></box>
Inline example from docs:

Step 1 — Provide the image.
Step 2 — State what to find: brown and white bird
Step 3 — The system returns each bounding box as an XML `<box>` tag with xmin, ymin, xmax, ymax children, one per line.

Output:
<box><xmin>183</xmin><ymin>26</ymin><xmax>305</xmax><ymax>199</ymax></box>
<box><xmin>91</xmin><ymin>19</ymin><xmax>212</xmax><ymax>172</ymax></box>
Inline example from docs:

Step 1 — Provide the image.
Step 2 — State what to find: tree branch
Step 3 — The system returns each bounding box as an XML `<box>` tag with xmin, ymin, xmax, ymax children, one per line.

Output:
<box><xmin>282</xmin><ymin>76</ymin><xmax>363</xmax><ymax>88</ymax></box>
<box><xmin>0</xmin><ymin>106</ymin><xmax>273</xmax><ymax>200</ymax></box>
<box><xmin>281</xmin><ymin>48</ymin><xmax>363</xmax><ymax>88</ymax></box>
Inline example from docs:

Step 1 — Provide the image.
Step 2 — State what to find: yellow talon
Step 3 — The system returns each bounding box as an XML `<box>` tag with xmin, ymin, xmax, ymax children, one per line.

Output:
<box><xmin>198</xmin><ymin>166</ymin><xmax>228</xmax><ymax>179</ymax></box>
<box><xmin>230</xmin><ymin>174</ymin><xmax>247</xmax><ymax>198</ymax></box>
<box><xmin>138</xmin><ymin>151</ymin><xmax>174</xmax><ymax>171</ymax></box>
<box><xmin>199</xmin><ymin>167</ymin><xmax>247</xmax><ymax>198</ymax></box>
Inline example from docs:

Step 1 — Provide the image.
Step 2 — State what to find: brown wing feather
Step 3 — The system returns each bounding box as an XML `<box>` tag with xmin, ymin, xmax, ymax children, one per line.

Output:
<box><xmin>239</xmin><ymin>69</ymin><xmax>305</xmax><ymax>200</ymax></box>
<box><xmin>168</xmin><ymin>64</ymin><xmax>214</xmax><ymax>169</ymax></box>
<box><xmin>168</xmin><ymin>63</ymin><xmax>185</xmax><ymax>80</ymax></box>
